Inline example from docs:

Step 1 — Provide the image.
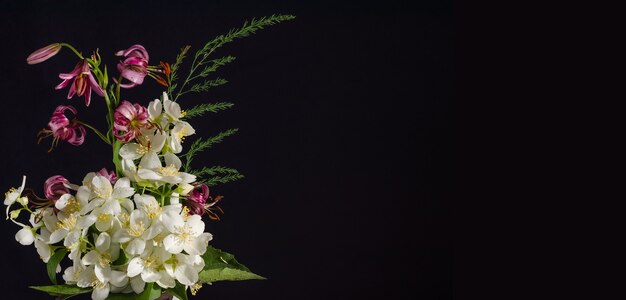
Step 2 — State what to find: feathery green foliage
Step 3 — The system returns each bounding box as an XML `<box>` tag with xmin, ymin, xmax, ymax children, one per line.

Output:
<box><xmin>195</xmin><ymin>56</ymin><xmax>236</xmax><ymax>79</ymax></box>
<box><xmin>167</xmin><ymin>45</ymin><xmax>191</xmax><ymax>96</ymax></box>
<box><xmin>183</xmin><ymin>128</ymin><xmax>239</xmax><ymax>171</ymax></box>
<box><xmin>192</xmin><ymin>166</ymin><xmax>244</xmax><ymax>186</ymax></box>
<box><xmin>173</xmin><ymin>14</ymin><xmax>296</xmax><ymax>100</ymax></box>
<box><xmin>190</xmin><ymin>78</ymin><xmax>228</xmax><ymax>93</ymax></box>
<box><xmin>184</xmin><ymin>102</ymin><xmax>234</xmax><ymax>119</ymax></box>
<box><xmin>205</xmin><ymin>173</ymin><xmax>245</xmax><ymax>187</ymax></box>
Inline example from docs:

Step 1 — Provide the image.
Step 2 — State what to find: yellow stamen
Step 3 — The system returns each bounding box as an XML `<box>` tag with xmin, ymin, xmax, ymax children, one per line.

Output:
<box><xmin>118</xmin><ymin>212</ymin><xmax>130</xmax><ymax>227</ymax></box>
<box><xmin>190</xmin><ymin>283</ymin><xmax>202</xmax><ymax>295</ymax></box>
<box><xmin>98</xmin><ymin>253</ymin><xmax>112</xmax><ymax>268</ymax></box>
<box><xmin>92</xmin><ymin>185</ymin><xmax>111</xmax><ymax>199</ymax></box>
<box><xmin>136</xmin><ymin>144</ymin><xmax>149</xmax><ymax>155</ymax></box>
<box><xmin>64</xmin><ymin>197</ymin><xmax>81</xmax><ymax>214</ymax></box>
<box><xmin>91</xmin><ymin>279</ymin><xmax>107</xmax><ymax>289</ymax></box>
<box><xmin>127</xmin><ymin>220</ymin><xmax>146</xmax><ymax>237</ymax></box>
<box><xmin>159</xmin><ymin>164</ymin><xmax>179</xmax><ymax>176</ymax></box>
<box><xmin>175</xmin><ymin>127</ymin><xmax>188</xmax><ymax>142</ymax></box>
<box><xmin>56</xmin><ymin>214</ymin><xmax>77</xmax><ymax>231</ymax></box>
<box><xmin>181</xmin><ymin>206</ymin><xmax>191</xmax><ymax>221</ymax></box>
<box><xmin>97</xmin><ymin>213</ymin><xmax>111</xmax><ymax>223</ymax></box>
<box><xmin>144</xmin><ymin>201</ymin><xmax>162</xmax><ymax>220</ymax></box>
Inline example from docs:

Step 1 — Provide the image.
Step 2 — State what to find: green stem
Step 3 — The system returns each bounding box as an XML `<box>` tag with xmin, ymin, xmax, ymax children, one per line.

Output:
<box><xmin>112</xmin><ymin>140</ymin><xmax>123</xmax><ymax>177</ymax></box>
<box><xmin>59</xmin><ymin>43</ymin><xmax>84</xmax><ymax>59</ymax></box>
<box><xmin>174</xmin><ymin>55</ymin><xmax>199</xmax><ymax>101</ymax></box>
<box><xmin>75</xmin><ymin>121</ymin><xmax>110</xmax><ymax>145</ymax></box>
<box><xmin>115</xmin><ymin>75</ymin><xmax>122</xmax><ymax>105</ymax></box>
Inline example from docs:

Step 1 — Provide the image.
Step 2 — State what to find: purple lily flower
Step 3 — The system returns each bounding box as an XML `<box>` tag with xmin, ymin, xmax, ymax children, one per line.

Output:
<box><xmin>115</xmin><ymin>44</ymin><xmax>150</xmax><ymax>88</ymax></box>
<box><xmin>113</xmin><ymin>100</ymin><xmax>151</xmax><ymax>142</ymax></box>
<box><xmin>186</xmin><ymin>184</ymin><xmax>210</xmax><ymax>215</ymax></box>
<box><xmin>43</xmin><ymin>175</ymin><xmax>70</xmax><ymax>202</ymax></box>
<box><xmin>37</xmin><ymin>105</ymin><xmax>86</xmax><ymax>151</ymax></box>
<box><xmin>96</xmin><ymin>168</ymin><xmax>118</xmax><ymax>185</ymax></box>
<box><xmin>56</xmin><ymin>60</ymin><xmax>105</xmax><ymax>107</ymax></box>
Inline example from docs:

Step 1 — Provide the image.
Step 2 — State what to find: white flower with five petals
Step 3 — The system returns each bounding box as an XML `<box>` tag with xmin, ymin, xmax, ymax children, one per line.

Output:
<box><xmin>162</xmin><ymin>212</ymin><xmax>212</xmax><ymax>255</ymax></box>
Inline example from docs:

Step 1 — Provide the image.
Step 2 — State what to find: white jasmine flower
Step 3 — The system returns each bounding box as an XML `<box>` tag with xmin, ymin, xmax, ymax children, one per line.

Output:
<box><xmin>162</xmin><ymin>213</ymin><xmax>212</xmax><ymax>255</ymax></box>
<box><xmin>77</xmin><ymin>265</ymin><xmax>128</xmax><ymax>300</ymax></box>
<box><xmin>169</xmin><ymin>121</ymin><xmax>195</xmax><ymax>154</ymax></box>
<box><xmin>4</xmin><ymin>176</ymin><xmax>26</xmax><ymax>219</ymax></box>
<box><xmin>134</xmin><ymin>194</ymin><xmax>181</xmax><ymax>225</ymax></box>
<box><xmin>147</xmin><ymin>92</ymin><xmax>195</xmax><ymax>154</ymax></box>
<box><xmin>119</xmin><ymin>129</ymin><xmax>167</xmax><ymax>169</ymax></box>
<box><xmin>82</xmin><ymin>232</ymin><xmax>120</xmax><ymax>283</ymax></box>
<box><xmin>163</xmin><ymin>252</ymin><xmax>205</xmax><ymax>286</ymax></box>
<box><xmin>81</xmin><ymin>177</ymin><xmax>135</xmax><ymax>224</ymax></box>
<box><xmin>127</xmin><ymin>243</ymin><xmax>168</xmax><ymax>283</ymax></box>
<box><xmin>114</xmin><ymin>209</ymin><xmax>161</xmax><ymax>256</ymax></box>
<box><xmin>137</xmin><ymin>153</ymin><xmax>196</xmax><ymax>185</ymax></box>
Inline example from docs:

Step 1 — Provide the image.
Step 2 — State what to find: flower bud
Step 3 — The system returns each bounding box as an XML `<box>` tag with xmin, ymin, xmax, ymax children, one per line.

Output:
<box><xmin>174</xmin><ymin>183</ymin><xmax>194</xmax><ymax>196</ymax></box>
<box><xmin>15</xmin><ymin>227</ymin><xmax>35</xmax><ymax>245</ymax></box>
<box><xmin>26</xmin><ymin>43</ymin><xmax>62</xmax><ymax>65</ymax></box>
<box><xmin>17</xmin><ymin>196</ymin><xmax>29</xmax><ymax>206</ymax></box>
<box><xmin>9</xmin><ymin>210</ymin><xmax>20</xmax><ymax>220</ymax></box>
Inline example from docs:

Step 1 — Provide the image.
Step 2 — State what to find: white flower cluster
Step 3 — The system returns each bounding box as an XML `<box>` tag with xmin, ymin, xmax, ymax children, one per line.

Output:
<box><xmin>3</xmin><ymin>92</ymin><xmax>212</xmax><ymax>300</ymax></box>
<box><xmin>5</xmin><ymin>172</ymin><xmax>211</xmax><ymax>300</ymax></box>
<box><xmin>120</xmin><ymin>92</ymin><xmax>196</xmax><ymax>187</ymax></box>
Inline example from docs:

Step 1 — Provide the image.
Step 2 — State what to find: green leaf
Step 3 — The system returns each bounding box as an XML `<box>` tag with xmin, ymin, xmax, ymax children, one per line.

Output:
<box><xmin>29</xmin><ymin>285</ymin><xmax>91</xmax><ymax>297</ymax></box>
<box><xmin>165</xmin><ymin>282</ymin><xmax>188</xmax><ymax>300</ymax></box>
<box><xmin>106</xmin><ymin>282</ymin><xmax>161</xmax><ymax>300</ymax></box>
<box><xmin>47</xmin><ymin>248</ymin><xmax>67</xmax><ymax>284</ymax></box>
<box><xmin>184</xmin><ymin>102</ymin><xmax>234</xmax><ymax>119</ymax></box>
<box><xmin>199</xmin><ymin>246</ymin><xmax>266</xmax><ymax>284</ymax></box>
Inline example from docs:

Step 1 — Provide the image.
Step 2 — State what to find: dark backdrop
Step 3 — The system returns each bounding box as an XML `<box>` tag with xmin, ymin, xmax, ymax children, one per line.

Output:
<box><xmin>0</xmin><ymin>1</ymin><xmax>453</xmax><ymax>299</ymax></box>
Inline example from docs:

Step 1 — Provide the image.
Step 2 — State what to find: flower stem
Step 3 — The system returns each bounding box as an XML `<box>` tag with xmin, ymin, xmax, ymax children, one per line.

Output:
<box><xmin>75</xmin><ymin>121</ymin><xmax>110</xmax><ymax>145</ymax></box>
<box><xmin>112</xmin><ymin>140</ymin><xmax>123</xmax><ymax>177</ymax></box>
<box><xmin>59</xmin><ymin>43</ymin><xmax>84</xmax><ymax>60</ymax></box>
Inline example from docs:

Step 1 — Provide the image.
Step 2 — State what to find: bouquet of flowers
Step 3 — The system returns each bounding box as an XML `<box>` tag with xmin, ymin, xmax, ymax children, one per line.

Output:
<box><xmin>3</xmin><ymin>14</ymin><xmax>294</xmax><ymax>300</ymax></box>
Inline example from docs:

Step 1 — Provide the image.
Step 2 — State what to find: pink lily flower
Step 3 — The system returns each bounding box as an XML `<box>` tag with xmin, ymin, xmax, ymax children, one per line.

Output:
<box><xmin>113</xmin><ymin>100</ymin><xmax>151</xmax><ymax>142</ymax></box>
<box><xmin>184</xmin><ymin>184</ymin><xmax>223</xmax><ymax>219</ymax></box>
<box><xmin>43</xmin><ymin>175</ymin><xmax>70</xmax><ymax>202</ymax></box>
<box><xmin>115</xmin><ymin>44</ymin><xmax>150</xmax><ymax>88</ymax></box>
<box><xmin>186</xmin><ymin>184</ymin><xmax>210</xmax><ymax>215</ymax></box>
<box><xmin>37</xmin><ymin>105</ymin><xmax>86</xmax><ymax>151</ymax></box>
<box><xmin>26</xmin><ymin>43</ymin><xmax>62</xmax><ymax>65</ymax></box>
<box><xmin>96</xmin><ymin>168</ymin><xmax>118</xmax><ymax>185</ymax></box>
<box><xmin>56</xmin><ymin>60</ymin><xmax>105</xmax><ymax>106</ymax></box>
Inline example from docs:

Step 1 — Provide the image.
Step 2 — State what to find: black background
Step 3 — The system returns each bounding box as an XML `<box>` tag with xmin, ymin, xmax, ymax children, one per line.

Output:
<box><xmin>0</xmin><ymin>1</ymin><xmax>452</xmax><ymax>299</ymax></box>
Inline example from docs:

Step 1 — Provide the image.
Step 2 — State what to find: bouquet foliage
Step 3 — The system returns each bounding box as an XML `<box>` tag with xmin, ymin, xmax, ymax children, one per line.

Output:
<box><xmin>3</xmin><ymin>14</ymin><xmax>294</xmax><ymax>300</ymax></box>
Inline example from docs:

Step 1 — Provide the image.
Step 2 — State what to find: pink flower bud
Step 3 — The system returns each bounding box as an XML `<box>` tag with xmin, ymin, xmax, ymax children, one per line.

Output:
<box><xmin>27</xmin><ymin>43</ymin><xmax>62</xmax><ymax>65</ymax></box>
<box><xmin>44</xmin><ymin>175</ymin><xmax>70</xmax><ymax>201</ymax></box>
